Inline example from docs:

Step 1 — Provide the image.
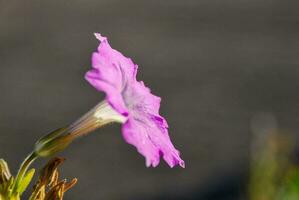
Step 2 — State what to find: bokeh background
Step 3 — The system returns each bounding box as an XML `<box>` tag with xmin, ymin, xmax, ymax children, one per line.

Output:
<box><xmin>1</xmin><ymin>0</ymin><xmax>299</xmax><ymax>199</ymax></box>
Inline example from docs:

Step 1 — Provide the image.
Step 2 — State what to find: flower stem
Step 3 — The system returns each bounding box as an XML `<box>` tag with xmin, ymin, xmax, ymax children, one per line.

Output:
<box><xmin>12</xmin><ymin>152</ymin><xmax>37</xmax><ymax>194</ymax></box>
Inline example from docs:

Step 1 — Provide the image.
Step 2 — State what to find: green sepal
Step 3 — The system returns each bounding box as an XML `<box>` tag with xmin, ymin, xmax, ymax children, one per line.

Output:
<box><xmin>34</xmin><ymin>127</ymin><xmax>72</xmax><ymax>157</ymax></box>
<box><xmin>36</xmin><ymin>127</ymin><xmax>67</xmax><ymax>145</ymax></box>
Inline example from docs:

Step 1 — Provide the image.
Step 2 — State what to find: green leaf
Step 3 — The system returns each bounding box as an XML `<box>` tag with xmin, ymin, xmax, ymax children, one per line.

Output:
<box><xmin>17</xmin><ymin>168</ymin><xmax>35</xmax><ymax>195</ymax></box>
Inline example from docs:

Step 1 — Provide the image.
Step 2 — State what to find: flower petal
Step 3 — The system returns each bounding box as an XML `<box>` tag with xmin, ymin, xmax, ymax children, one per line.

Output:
<box><xmin>122</xmin><ymin>80</ymin><xmax>163</xmax><ymax>116</ymax></box>
<box><xmin>85</xmin><ymin>33</ymin><xmax>138</xmax><ymax>116</ymax></box>
<box><xmin>122</xmin><ymin>118</ymin><xmax>185</xmax><ymax>168</ymax></box>
<box><xmin>85</xmin><ymin>69</ymin><xmax>128</xmax><ymax>115</ymax></box>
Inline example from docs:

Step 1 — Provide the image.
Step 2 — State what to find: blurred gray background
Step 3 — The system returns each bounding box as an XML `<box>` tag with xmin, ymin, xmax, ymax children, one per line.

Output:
<box><xmin>1</xmin><ymin>0</ymin><xmax>299</xmax><ymax>199</ymax></box>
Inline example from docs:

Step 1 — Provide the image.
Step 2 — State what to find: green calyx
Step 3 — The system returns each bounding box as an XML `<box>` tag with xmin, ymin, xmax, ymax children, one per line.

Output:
<box><xmin>34</xmin><ymin>127</ymin><xmax>72</xmax><ymax>158</ymax></box>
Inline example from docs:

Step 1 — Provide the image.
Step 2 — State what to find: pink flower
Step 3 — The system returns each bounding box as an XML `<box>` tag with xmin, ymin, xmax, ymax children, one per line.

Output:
<box><xmin>85</xmin><ymin>33</ymin><xmax>185</xmax><ymax>168</ymax></box>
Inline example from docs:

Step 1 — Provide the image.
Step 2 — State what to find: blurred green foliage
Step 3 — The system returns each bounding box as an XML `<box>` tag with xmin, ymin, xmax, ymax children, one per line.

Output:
<box><xmin>249</xmin><ymin>132</ymin><xmax>299</xmax><ymax>200</ymax></box>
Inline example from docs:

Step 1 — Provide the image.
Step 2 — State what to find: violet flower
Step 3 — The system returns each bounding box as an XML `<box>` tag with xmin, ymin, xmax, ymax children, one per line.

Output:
<box><xmin>83</xmin><ymin>33</ymin><xmax>185</xmax><ymax>168</ymax></box>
